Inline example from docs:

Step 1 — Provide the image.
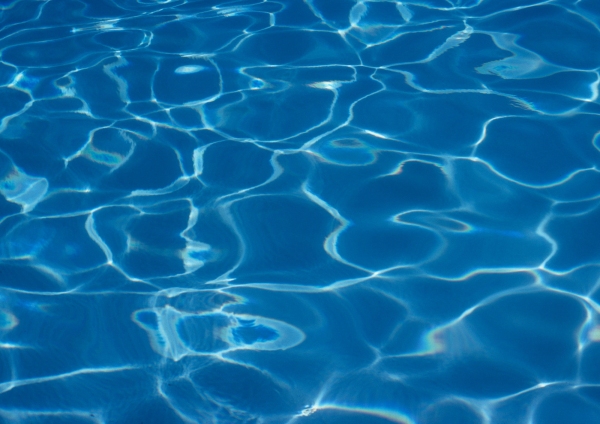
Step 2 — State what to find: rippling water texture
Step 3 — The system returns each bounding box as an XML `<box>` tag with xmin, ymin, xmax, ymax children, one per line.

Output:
<box><xmin>1</xmin><ymin>0</ymin><xmax>600</xmax><ymax>423</ymax></box>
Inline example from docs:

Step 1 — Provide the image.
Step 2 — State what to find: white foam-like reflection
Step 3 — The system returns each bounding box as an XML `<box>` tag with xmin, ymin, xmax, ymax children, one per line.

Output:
<box><xmin>174</xmin><ymin>65</ymin><xmax>207</xmax><ymax>74</ymax></box>
<box><xmin>133</xmin><ymin>305</ymin><xmax>305</xmax><ymax>361</ymax></box>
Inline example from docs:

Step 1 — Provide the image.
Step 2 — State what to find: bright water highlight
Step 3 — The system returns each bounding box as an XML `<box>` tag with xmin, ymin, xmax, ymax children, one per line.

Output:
<box><xmin>1</xmin><ymin>0</ymin><xmax>600</xmax><ymax>423</ymax></box>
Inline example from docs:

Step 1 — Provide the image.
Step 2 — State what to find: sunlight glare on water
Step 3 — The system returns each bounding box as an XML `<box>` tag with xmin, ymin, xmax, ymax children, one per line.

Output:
<box><xmin>0</xmin><ymin>0</ymin><xmax>600</xmax><ymax>423</ymax></box>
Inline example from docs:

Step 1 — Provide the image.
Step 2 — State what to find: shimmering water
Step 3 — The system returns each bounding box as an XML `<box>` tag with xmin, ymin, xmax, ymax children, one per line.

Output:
<box><xmin>1</xmin><ymin>0</ymin><xmax>600</xmax><ymax>423</ymax></box>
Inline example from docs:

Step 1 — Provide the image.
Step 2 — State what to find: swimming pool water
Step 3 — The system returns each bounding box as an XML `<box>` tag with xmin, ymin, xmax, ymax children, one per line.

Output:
<box><xmin>1</xmin><ymin>0</ymin><xmax>600</xmax><ymax>423</ymax></box>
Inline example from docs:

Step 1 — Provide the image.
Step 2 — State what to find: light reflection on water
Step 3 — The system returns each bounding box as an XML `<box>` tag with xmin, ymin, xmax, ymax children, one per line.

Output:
<box><xmin>0</xmin><ymin>0</ymin><xmax>599</xmax><ymax>423</ymax></box>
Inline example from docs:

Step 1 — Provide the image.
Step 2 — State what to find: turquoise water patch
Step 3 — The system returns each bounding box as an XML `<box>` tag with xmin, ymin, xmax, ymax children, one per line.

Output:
<box><xmin>0</xmin><ymin>310</ymin><xmax>18</xmax><ymax>331</ymax></box>
<box><xmin>0</xmin><ymin>153</ymin><xmax>48</xmax><ymax>213</ymax></box>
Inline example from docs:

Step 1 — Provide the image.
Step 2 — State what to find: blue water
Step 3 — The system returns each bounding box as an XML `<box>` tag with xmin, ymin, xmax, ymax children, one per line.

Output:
<box><xmin>1</xmin><ymin>0</ymin><xmax>600</xmax><ymax>422</ymax></box>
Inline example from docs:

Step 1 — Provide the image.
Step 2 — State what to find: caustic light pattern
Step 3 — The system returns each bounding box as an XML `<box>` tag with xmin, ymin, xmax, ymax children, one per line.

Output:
<box><xmin>1</xmin><ymin>0</ymin><xmax>600</xmax><ymax>423</ymax></box>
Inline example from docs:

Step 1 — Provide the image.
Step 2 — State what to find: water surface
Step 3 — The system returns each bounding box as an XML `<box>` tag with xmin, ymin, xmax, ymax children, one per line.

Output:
<box><xmin>1</xmin><ymin>0</ymin><xmax>600</xmax><ymax>423</ymax></box>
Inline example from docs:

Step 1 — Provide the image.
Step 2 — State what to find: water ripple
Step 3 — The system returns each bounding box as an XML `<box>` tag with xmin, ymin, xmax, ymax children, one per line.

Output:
<box><xmin>0</xmin><ymin>0</ymin><xmax>599</xmax><ymax>422</ymax></box>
